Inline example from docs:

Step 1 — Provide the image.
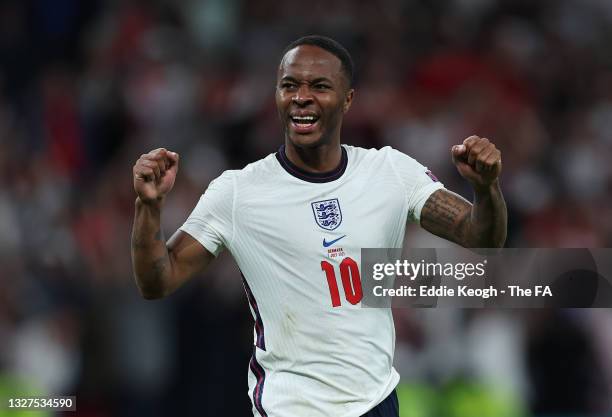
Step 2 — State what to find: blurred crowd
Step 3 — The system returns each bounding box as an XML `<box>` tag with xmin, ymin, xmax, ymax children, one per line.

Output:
<box><xmin>1</xmin><ymin>0</ymin><xmax>611</xmax><ymax>416</ymax></box>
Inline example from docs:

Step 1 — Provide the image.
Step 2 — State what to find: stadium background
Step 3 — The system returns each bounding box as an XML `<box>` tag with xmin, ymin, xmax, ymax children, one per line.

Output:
<box><xmin>0</xmin><ymin>0</ymin><xmax>611</xmax><ymax>415</ymax></box>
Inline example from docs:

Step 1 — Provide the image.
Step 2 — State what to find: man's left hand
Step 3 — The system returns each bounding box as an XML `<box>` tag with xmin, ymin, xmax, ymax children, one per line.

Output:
<box><xmin>452</xmin><ymin>135</ymin><xmax>502</xmax><ymax>190</ymax></box>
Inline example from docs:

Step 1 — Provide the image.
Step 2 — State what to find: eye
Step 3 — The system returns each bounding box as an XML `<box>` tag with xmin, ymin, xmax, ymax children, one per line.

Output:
<box><xmin>314</xmin><ymin>84</ymin><xmax>331</xmax><ymax>90</ymax></box>
<box><xmin>280</xmin><ymin>82</ymin><xmax>297</xmax><ymax>90</ymax></box>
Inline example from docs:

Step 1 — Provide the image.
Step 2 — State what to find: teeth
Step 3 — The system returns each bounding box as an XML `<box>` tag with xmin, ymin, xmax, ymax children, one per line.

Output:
<box><xmin>292</xmin><ymin>116</ymin><xmax>317</xmax><ymax>122</ymax></box>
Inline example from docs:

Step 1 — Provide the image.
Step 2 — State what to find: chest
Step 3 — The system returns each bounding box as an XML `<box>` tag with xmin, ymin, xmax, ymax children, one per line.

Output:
<box><xmin>235</xmin><ymin>177</ymin><xmax>406</xmax><ymax>256</ymax></box>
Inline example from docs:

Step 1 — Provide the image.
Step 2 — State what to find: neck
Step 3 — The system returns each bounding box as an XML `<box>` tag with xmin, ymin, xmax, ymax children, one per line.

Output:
<box><xmin>284</xmin><ymin>141</ymin><xmax>342</xmax><ymax>173</ymax></box>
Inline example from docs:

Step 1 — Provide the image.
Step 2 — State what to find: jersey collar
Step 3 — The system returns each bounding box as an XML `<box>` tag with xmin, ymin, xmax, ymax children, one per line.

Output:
<box><xmin>276</xmin><ymin>145</ymin><xmax>348</xmax><ymax>183</ymax></box>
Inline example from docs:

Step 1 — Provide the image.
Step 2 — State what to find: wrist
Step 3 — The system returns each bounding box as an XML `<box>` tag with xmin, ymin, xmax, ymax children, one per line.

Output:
<box><xmin>472</xmin><ymin>179</ymin><xmax>500</xmax><ymax>195</ymax></box>
<box><xmin>135</xmin><ymin>196</ymin><xmax>165</xmax><ymax>210</ymax></box>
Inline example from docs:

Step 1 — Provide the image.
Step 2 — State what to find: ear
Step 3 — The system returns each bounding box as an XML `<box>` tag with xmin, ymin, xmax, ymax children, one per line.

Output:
<box><xmin>343</xmin><ymin>88</ymin><xmax>354</xmax><ymax>113</ymax></box>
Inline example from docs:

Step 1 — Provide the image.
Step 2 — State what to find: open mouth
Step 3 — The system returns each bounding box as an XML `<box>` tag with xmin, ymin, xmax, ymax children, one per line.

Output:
<box><xmin>289</xmin><ymin>114</ymin><xmax>320</xmax><ymax>133</ymax></box>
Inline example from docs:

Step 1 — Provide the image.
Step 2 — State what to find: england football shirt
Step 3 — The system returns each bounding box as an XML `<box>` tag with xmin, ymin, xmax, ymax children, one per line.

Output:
<box><xmin>180</xmin><ymin>145</ymin><xmax>444</xmax><ymax>417</ymax></box>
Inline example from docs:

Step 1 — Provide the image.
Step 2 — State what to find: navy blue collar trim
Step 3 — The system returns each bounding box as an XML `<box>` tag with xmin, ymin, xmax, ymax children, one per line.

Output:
<box><xmin>276</xmin><ymin>145</ymin><xmax>348</xmax><ymax>183</ymax></box>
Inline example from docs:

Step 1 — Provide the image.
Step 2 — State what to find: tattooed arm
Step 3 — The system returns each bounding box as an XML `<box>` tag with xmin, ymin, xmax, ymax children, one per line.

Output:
<box><xmin>420</xmin><ymin>186</ymin><xmax>507</xmax><ymax>248</ymax></box>
<box><xmin>420</xmin><ymin>136</ymin><xmax>507</xmax><ymax>248</ymax></box>
<box><xmin>131</xmin><ymin>148</ymin><xmax>214</xmax><ymax>299</ymax></box>
<box><xmin>132</xmin><ymin>201</ymin><xmax>214</xmax><ymax>299</ymax></box>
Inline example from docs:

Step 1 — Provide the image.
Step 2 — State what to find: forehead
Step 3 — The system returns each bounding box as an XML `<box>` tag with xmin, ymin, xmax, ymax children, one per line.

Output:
<box><xmin>278</xmin><ymin>45</ymin><xmax>344</xmax><ymax>82</ymax></box>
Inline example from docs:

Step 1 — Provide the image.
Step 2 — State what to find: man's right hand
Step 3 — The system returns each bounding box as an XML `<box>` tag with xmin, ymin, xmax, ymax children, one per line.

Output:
<box><xmin>133</xmin><ymin>148</ymin><xmax>179</xmax><ymax>205</ymax></box>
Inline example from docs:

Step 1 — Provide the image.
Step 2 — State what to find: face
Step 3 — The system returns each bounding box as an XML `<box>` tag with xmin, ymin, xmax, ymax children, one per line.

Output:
<box><xmin>276</xmin><ymin>45</ymin><xmax>354</xmax><ymax>148</ymax></box>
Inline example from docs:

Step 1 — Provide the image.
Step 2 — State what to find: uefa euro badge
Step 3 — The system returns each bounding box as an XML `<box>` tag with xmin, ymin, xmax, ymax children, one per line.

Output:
<box><xmin>311</xmin><ymin>198</ymin><xmax>342</xmax><ymax>231</ymax></box>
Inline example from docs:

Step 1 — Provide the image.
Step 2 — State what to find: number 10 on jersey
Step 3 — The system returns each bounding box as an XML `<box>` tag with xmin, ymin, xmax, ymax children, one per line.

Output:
<box><xmin>321</xmin><ymin>258</ymin><xmax>363</xmax><ymax>307</ymax></box>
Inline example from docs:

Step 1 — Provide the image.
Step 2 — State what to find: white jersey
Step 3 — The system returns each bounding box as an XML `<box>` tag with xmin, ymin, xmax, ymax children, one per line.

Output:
<box><xmin>180</xmin><ymin>145</ymin><xmax>444</xmax><ymax>417</ymax></box>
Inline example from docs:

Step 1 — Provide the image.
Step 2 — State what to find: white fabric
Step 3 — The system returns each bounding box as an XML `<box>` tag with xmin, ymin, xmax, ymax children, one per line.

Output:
<box><xmin>180</xmin><ymin>145</ymin><xmax>444</xmax><ymax>417</ymax></box>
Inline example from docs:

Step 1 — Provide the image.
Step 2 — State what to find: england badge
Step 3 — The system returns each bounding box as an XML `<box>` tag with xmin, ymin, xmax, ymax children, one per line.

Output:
<box><xmin>311</xmin><ymin>198</ymin><xmax>342</xmax><ymax>231</ymax></box>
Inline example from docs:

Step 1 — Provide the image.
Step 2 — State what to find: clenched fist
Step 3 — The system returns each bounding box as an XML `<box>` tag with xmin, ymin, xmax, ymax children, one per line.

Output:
<box><xmin>133</xmin><ymin>148</ymin><xmax>179</xmax><ymax>205</ymax></box>
<box><xmin>452</xmin><ymin>135</ymin><xmax>501</xmax><ymax>190</ymax></box>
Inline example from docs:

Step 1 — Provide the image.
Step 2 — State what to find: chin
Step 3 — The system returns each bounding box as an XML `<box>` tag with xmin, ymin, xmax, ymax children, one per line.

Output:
<box><xmin>287</xmin><ymin>132</ymin><xmax>328</xmax><ymax>149</ymax></box>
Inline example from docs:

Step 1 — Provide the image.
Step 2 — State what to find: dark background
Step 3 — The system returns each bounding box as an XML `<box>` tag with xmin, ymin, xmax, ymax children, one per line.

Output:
<box><xmin>0</xmin><ymin>0</ymin><xmax>611</xmax><ymax>416</ymax></box>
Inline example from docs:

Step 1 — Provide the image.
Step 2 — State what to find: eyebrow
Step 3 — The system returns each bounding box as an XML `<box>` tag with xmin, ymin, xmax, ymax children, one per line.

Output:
<box><xmin>280</xmin><ymin>76</ymin><xmax>333</xmax><ymax>84</ymax></box>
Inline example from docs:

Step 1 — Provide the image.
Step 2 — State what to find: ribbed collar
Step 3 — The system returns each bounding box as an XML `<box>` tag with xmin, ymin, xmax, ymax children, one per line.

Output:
<box><xmin>276</xmin><ymin>145</ymin><xmax>348</xmax><ymax>183</ymax></box>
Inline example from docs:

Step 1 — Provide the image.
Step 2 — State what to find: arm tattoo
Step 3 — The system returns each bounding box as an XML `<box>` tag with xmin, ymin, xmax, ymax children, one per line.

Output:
<box><xmin>420</xmin><ymin>190</ymin><xmax>472</xmax><ymax>246</ymax></box>
<box><xmin>152</xmin><ymin>257</ymin><xmax>167</xmax><ymax>277</ymax></box>
<box><xmin>132</xmin><ymin>234</ymin><xmax>146</xmax><ymax>249</ymax></box>
<box><xmin>133</xmin><ymin>229</ymin><xmax>164</xmax><ymax>249</ymax></box>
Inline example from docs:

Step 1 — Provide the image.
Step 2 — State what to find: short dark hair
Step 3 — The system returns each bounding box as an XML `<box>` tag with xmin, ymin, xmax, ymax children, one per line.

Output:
<box><xmin>281</xmin><ymin>35</ymin><xmax>354</xmax><ymax>87</ymax></box>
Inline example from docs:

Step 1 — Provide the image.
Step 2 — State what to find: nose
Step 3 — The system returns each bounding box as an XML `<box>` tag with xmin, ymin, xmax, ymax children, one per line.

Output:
<box><xmin>292</xmin><ymin>84</ymin><xmax>313</xmax><ymax>106</ymax></box>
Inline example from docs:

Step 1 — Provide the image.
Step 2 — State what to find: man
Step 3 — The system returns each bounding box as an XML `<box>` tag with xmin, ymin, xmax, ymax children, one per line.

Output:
<box><xmin>131</xmin><ymin>35</ymin><xmax>506</xmax><ymax>417</ymax></box>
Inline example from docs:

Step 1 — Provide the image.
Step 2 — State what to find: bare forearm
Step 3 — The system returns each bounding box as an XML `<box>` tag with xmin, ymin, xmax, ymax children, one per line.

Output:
<box><xmin>422</xmin><ymin>135</ymin><xmax>506</xmax><ymax>248</ymax></box>
<box><xmin>131</xmin><ymin>197</ymin><xmax>172</xmax><ymax>299</ymax></box>
<box><xmin>468</xmin><ymin>181</ymin><xmax>507</xmax><ymax>248</ymax></box>
<box><xmin>420</xmin><ymin>186</ymin><xmax>507</xmax><ymax>248</ymax></box>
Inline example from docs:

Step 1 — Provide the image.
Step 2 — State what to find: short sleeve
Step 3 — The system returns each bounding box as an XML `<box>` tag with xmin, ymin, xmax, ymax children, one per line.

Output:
<box><xmin>179</xmin><ymin>171</ymin><xmax>235</xmax><ymax>257</ymax></box>
<box><xmin>387</xmin><ymin>148</ymin><xmax>445</xmax><ymax>223</ymax></box>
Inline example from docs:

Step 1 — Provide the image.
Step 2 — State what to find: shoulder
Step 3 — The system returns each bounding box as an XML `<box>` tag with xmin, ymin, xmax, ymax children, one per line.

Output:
<box><xmin>202</xmin><ymin>152</ymin><xmax>285</xmax><ymax>204</ymax></box>
<box><xmin>207</xmin><ymin>169</ymin><xmax>238</xmax><ymax>191</ymax></box>
<box><xmin>242</xmin><ymin>151</ymin><xmax>277</xmax><ymax>170</ymax></box>
<box><xmin>344</xmin><ymin>144</ymin><xmax>418</xmax><ymax>160</ymax></box>
<box><xmin>344</xmin><ymin>145</ymin><xmax>423</xmax><ymax>171</ymax></box>
<box><xmin>378</xmin><ymin>146</ymin><xmax>429</xmax><ymax>175</ymax></box>
<box><xmin>237</xmin><ymin>152</ymin><xmax>278</xmax><ymax>178</ymax></box>
<box><xmin>378</xmin><ymin>146</ymin><xmax>419</xmax><ymax>163</ymax></box>
<box><xmin>212</xmin><ymin>152</ymin><xmax>278</xmax><ymax>187</ymax></box>
<box><xmin>342</xmin><ymin>144</ymin><xmax>385</xmax><ymax>166</ymax></box>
